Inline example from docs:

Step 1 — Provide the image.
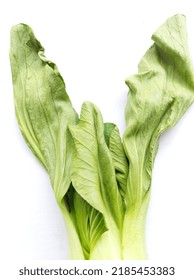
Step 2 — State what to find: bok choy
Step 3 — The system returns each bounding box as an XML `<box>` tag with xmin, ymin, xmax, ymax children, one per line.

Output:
<box><xmin>10</xmin><ymin>14</ymin><xmax>194</xmax><ymax>259</ymax></box>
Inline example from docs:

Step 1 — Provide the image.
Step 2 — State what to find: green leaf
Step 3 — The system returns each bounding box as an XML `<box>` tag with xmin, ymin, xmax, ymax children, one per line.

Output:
<box><xmin>103</xmin><ymin>123</ymin><xmax>115</xmax><ymax>147</ymax></box>
<box><xmin>109</xmin><ymin>125</ymin><xmax>129</xmax><ymax>202</ymax></box>
<box><xmin>64</xmin><ymin>183</ymin><xmax>108</xmax><ymax>259</ymax></box>
<box><xmin>123</xmin><ymin>14</ymin><xmax>194</xmax><ymax>207</ymax></box>
<box><xmin>69</xmin><ymin>102</ymin><xmax>124</xmax><ymax>229</ymax></box>
<box><xmin>73</xmin><ymin>191</ymin><xmax>107</xmax><ymax>259</ymax></box>
<box><xmin>104</xmin><ymin>123</ymin><xmax>129</xmax><ymax>203</ymax></box>
<box><xmin>10</xmin><ymin>24</ymin><xmax>78</xmax><ymax>201</ymax></box>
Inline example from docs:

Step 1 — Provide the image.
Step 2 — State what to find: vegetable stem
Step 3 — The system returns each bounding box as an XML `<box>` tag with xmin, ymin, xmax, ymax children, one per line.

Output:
<box><xmin>122</xmin><ymin>195</ymin><xmax>150</xmax><ymax>260</ymax></box>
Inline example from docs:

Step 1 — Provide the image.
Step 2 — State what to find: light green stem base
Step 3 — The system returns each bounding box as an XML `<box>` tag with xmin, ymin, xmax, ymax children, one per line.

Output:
<box><xmin>122</xmin><ymin>210</ymin><xmax>147</xmax><ymax>259</ymax></box>
<box><xmin>122</xmin><ymin>195</ymin><xmax>150</xmax><ymax>260</ymax></box>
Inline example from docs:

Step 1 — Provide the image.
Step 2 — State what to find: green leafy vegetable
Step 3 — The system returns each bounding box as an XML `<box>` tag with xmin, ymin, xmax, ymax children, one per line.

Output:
<box><xmin>10</xmin><ymin>23</ymin><xmax>84</xmax><ymax>259</ymax></box>
<box><xmin>10</xmin><ymin>14</ymin><xmax>194</xmax><ymax>259</ymax></box>
<box><xmin>122</xmin><ymin>14</ymin><xmax>194</xmax><ymax>259</ymax></box>
<box><xmin>69</xmin><ymin>102</ymin><xmax>125</xmax><ymax>259</ymax></box>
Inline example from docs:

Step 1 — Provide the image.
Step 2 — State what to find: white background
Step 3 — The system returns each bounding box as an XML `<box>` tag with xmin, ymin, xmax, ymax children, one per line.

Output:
<box><xmin>0</xmin><ymin>0</ymin><xmax>194</xmax><ymax>268</ymax></box>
